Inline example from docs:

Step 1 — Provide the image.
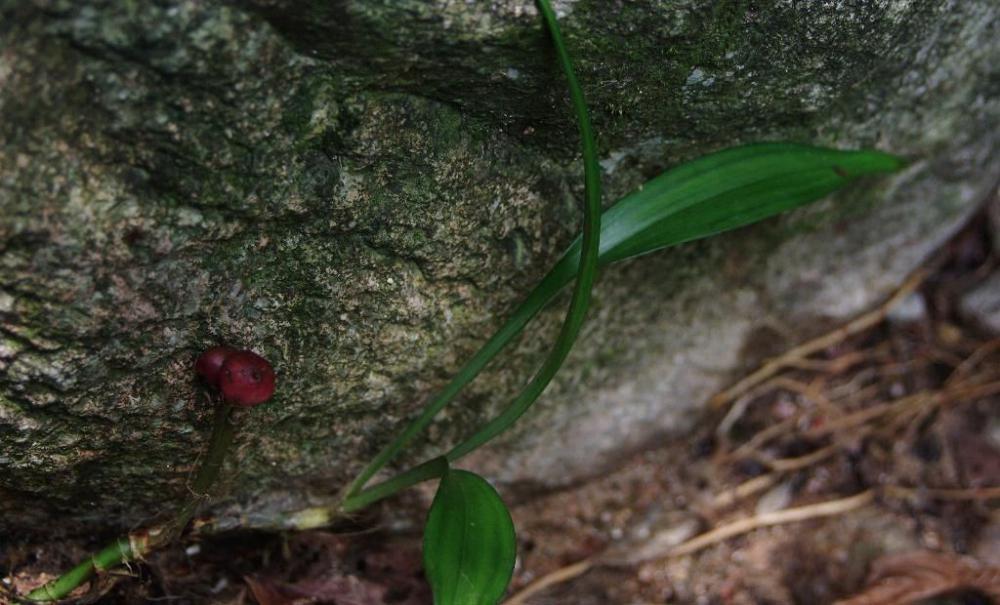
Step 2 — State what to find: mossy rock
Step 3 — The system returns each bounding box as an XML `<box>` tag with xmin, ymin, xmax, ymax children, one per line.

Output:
<box><xmin>0</xmin><ymin>0</ymin><xmax>997</xmax><ymax>536</ymax></box>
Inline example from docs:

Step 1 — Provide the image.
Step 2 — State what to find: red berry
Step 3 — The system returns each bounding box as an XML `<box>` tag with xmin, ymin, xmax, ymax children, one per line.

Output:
<box><xmin>195</xmin><ymin>346</ymin><xmax>237</xmax><ymax>386</ymax></box>
<box><xmin>219</xmin><ymin>350</ymin><xmax>275</xmax><ymax>407</ymax></box>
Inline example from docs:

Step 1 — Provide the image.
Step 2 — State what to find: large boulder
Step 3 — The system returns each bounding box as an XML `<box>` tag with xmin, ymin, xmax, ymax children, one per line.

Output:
<box><xmin>1</xmin><ymin>0</ymin><xmax>997</xmax><ymax>535</ymax></box>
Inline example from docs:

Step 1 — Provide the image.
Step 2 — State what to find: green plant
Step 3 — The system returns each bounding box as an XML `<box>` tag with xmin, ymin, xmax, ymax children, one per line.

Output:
<box><xmin>25</xmin><ymin>349</ymin><xmax>274</xmax><ymax>602</ymax></box>
<box><xmin>22</xmin><ymin>0</ymin><xmax>907</xmax><ymax>602</ymax></box>
<box><xmin>337</xmin><ymin>3</ymin><xmax>904</xmax><ymax>603</ymax></box>
<box><xmin>26</xmin><ymin>400</ymin><xmax>239</xmax><ymax>602</ymax></box>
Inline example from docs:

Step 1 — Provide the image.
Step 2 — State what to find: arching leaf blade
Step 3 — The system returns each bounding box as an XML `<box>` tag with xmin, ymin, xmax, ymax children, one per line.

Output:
<box><xmin>342</xmin><ymin>143</ymin><xmax>905</xmax><ymax>512</ymax></box>
<box><xmin>548</xmin><ymin>143</ymin><xmax>907</xmax><ymax>284</ymax></box>
<box><xmin>613</xmin><ymin>166</ymin><xmax>861</xmax><ymax>255</ymax></box>
<box><xmin>423</xmin><ymin>469</ymin><xmax>517</xmax><ymax>605</ymax></box>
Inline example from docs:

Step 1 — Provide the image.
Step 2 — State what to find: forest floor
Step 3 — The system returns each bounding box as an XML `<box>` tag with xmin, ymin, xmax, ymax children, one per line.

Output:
<box><xmin>5</xmin><ymin>202</ymin><xmax>1000</xmax><ymax>604</ymax></box>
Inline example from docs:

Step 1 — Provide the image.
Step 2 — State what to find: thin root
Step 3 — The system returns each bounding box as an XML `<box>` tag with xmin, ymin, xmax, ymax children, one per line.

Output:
<box><xmin>504</xmin><ymin>491</ymin><xmax>874</xmax><ymax>604</ymax></box>
<box><xmin>708</xmin><ymin>269</ymin><xmax>927</xmax><ymax>411</ymax></box>
<box><xmin>503</xmin><ymin>559</ymin><xmax>594</xmax><ymax>605</ymax></box>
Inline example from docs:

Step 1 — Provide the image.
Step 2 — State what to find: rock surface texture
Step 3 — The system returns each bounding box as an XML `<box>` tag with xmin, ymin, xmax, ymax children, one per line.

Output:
<box><xmin>1</xmin><ymin>0</ymin><xmax>998</xmax><ymax>535</ymax></box>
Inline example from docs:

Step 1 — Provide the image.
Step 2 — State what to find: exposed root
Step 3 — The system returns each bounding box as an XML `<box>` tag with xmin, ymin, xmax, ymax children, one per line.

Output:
<box><xmin>710</xmin><ymin>473</ymin><xmax>782</xmax><ymax>510</ymax></box>
<box><xmin>503</xmin><ymin>560</ymin><xmax>595</xmax><ymax>605</ymax></box>
<box><xmin>507</xmin><ymin>259</ymin><xmax>1000</xmax><ymax>603</ymax></box>
<box><xmin>884</xmin><ymin>485</ymin><xmax>1000</xmax><ymax>501</ymax></box>
<box><xmin>504</xmin><ymin>491</ymin><xmax>875</xmax><ymax>604</ymax></box>
<box><xmin>664</xmin><ymin>490</ymin><xmax>874</xmax><ymax>559</ymax></box>
<box><xmin>708</xmin><ymin>268</ymin><xmax>927</xmax><ymax>411</ymax></box>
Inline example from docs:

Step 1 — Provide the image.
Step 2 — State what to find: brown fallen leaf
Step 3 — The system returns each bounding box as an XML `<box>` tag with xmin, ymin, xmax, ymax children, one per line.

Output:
<box><xmin>834</xmin><ymin>551</ymin><xmax>1000</xmax><ymax>605</ymax></box>
<box><xmin>246</xmin><ymin>576</ymin><xmax>301</xmax><ymax>605</ymax></box>
<box><xmin>245</xmin><ymin>573</ymin><xmax>388</xmax><ymax>605</ymax></box>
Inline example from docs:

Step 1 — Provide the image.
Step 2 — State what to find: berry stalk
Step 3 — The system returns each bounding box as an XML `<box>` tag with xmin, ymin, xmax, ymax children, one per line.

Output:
<box><xmin>26</xmin><ymin>402</ymin><xmax>238</xmax><ymax>601</ymax></box>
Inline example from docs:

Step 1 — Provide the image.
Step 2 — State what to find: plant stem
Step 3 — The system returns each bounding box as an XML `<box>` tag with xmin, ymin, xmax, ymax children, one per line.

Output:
<box><xmin>341</xmin><ymin>457</ymin><xmax>449</xmax><ymax>512</ymax></box>
<box><xmin>23</xmin><ymin>539</ymin><xmax>134</xmax><ymax>603</ymax></box>
<box><xmin>344</xmin><ymin>271</ymin><xmax>567</xmax><ymax>498</ymax></box>
<box><xmin>344</xmin><ymin>0</ymin><xmax>601</xmax><ymax>501</ymax></box>
<box><xmin>164</xmin><ymin>402</ymin><xmax>239</xmax><ymax>535</ymax></box>
<box><xmin>26</xmin><ymin>402</ymin><xmax>237</xmax><ymax>602</ymax></box>
<box><xmin>344</xmin><ymin>0</ymin><xmax>601</xmax><ymax>506</ymax></box>
<box><xmin>344</xmin><ymin>0</ymin><xmax>599</xmax><ymax>499</ymax></box>
<box><xmin>447</xmin><ymin>0</ymin><xmax>601</xmax><ymax>461</ymax></box>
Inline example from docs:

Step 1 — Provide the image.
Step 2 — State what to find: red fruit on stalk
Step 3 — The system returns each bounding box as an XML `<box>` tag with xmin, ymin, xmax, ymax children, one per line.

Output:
<box><xmin>219</xmin><ymin>350</ymin><xmax>275</xmax><ymax>407</ymax></box>
<box><xmin>195</xmin><ymin>346</ymin><xmax>237</xmax><ymax>386</ymax></box>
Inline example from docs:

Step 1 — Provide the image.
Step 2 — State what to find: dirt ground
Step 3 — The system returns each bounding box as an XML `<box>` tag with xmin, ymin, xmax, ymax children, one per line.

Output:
<box><xmin>4</xmin><ymin>204</ymin><xmax>1000</xmax><ymax>604</ymax></box>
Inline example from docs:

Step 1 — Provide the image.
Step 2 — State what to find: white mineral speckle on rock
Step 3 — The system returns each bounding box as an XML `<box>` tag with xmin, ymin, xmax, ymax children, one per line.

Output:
<box><xmin>0</xmin><ymin>291</ymin><xmax>13</xmax><ymax>313</ymax></box>
<box><xmin>600</xmin><ymin>150</ymin><xmax>628</xmax><ymax>174</ymax></box>
<box><xmin>685</xmin><ymin>67</ymin><xmax>707</xmax><ymax>86</ymax></box>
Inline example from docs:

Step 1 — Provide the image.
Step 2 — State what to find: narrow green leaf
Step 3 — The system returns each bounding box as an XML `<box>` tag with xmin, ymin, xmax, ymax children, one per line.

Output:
<box><xmin>345</xmin><ymin>0</ymin><xmax>601</xmax><ymax>496</ymax></box>
<box><xmin>423</xmin><ymin>469</ymin><xmax>517</xmax><ymax>605</ymax></box>
<box><xmin>345</xmin><ymin>142</ymin><xmax>907</xmax><ymax>506</ymax></box>
<box><xmin>443</xmin><ymin>0</ymin><xmax>601</xmax><ymax>463</ymax></box>
<box><xmin>441</xmin><ymin>144</ymin><xmax>904</xmax><ymax>462</ymax></box>
<box><xmin>548</xmin><ymin>143</ymin><xmax>907</xmax><ymax>284</ymax></box>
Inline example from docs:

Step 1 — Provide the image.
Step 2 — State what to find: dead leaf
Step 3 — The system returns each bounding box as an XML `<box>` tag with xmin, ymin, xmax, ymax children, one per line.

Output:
<box><xmin>246</xmin><ymin>576</ymin><xmax>309</xmax><ymax>605</ymax></box>
<box><xmin>834</xmin><ymin>551</ymin><xmax>1000</xmax><ymax>605</ymax></box>
<box><xmin>246</xmin><ymin>574</ymin><xmax>387</xmax><ymax>605</ymax></box>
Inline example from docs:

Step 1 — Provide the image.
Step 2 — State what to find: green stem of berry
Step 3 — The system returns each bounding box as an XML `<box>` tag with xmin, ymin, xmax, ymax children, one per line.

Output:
<box><xmin>23</xmin><ymin>539</ymin><xmax>135</xmax><ymax>603</ymax></box>
<box><xmin>26</xmin><ymin>402</ymin><xmax>237</xmax><ymax>602</ymax></box>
